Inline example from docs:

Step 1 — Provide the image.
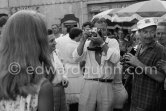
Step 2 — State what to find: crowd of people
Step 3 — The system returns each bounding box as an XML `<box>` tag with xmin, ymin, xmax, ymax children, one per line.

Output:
<box><xmin>0</xmin><ymin>10</ymin><xmax>166</xmax><ymax>111</ymax></box>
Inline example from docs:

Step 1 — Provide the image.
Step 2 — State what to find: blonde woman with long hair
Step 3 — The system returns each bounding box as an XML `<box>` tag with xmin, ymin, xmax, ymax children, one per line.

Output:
<box><xmin>0</xmin><ymin>10</ymin><xmax>54</xmax><ymax>111</ymax></box>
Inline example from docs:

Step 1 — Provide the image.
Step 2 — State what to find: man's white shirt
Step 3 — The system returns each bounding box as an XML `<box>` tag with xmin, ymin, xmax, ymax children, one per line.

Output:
<box><xmin>72</xmin><ymin>37</ymin><xmax>120</xmax><ymax>79</ymax></box>
<box><xmin>56</xmin><ymin>34</ymin><xmax>81</xmax><ymax>77</ymax></box>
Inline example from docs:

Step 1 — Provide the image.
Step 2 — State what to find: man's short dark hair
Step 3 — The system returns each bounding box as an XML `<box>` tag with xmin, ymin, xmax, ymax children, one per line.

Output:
<box><xmin>48</xmin><ymin>29</ymin><xmax>53</xmax><ymax>35</ymax></box>
<box><xmin>92</xmin><ymin>17</ymin><xmax>107</xmax><ymax>26</ymax></box>
<box><xmin>69</xmin><ymin>27</ymin><xmax>82</xmax><ymax>40</ymax></box>
<box><xmin>82</xmin><ymin>22</ymin><xmax>93</xmax><ymax>29</ymax></box>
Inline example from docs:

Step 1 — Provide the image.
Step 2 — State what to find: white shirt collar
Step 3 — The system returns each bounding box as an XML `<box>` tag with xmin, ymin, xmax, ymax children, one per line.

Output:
<box><xmin>105</xmin><ymin>37</ymin><xmax>109</xmax><ymax>44</ymax></box>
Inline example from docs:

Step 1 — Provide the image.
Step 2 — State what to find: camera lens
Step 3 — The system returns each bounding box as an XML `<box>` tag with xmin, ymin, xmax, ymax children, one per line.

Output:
<box><xmin>92</xmin><ymin>32</ymin><xmax>97</xmax><ymax>37</ymax></box>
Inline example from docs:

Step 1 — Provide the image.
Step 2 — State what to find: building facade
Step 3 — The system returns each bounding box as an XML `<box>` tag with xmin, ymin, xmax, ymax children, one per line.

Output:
<box><xmin>0</xmin><ymin>0</ymin><xmax>145</xmax><ymax>28</ymax></box>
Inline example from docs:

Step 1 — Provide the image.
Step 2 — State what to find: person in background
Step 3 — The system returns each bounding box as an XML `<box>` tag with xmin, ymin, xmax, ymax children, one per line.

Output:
<box><xmin>112</xmin><ymin>29</ymin><xmax>119</xmax><ymax>40</ymax></box>
<box><xmin>126</xmin><ymin>29</ymin><xmax>139</xmax><ymax>55</ymax></box>
<box><xmin>156</xmin><ymin>20</ymin><xmax>166</xmax><ymax>47</ymax></box>
<box><xmin>132</xmin><ymin>31</ymin><xmax>140</xmax><ymax>49</ymax></box>
<box><xmin>130</xmin><ymin>28</ymin><xmax>137</xmax><ymax>39</ymax></box>
<box><xmin>51</xmin><ymin>24</ymin><xmax>61</xmax><ymax>39</ymax></box>
<box><xmin>0</xmin><ymin>10</ymin><xmax>54</xmax><ymax>111</ymax></box>
<box><xmin>56</xmin><ymin>27</ymin><xmax>83</xmax><ymax>111</ymax></box>
<box><xmin>91</xmin><ymin>17</ymin><xmax>99</xmax><ymax>27</ymax></box>
<box><xmin>156</xmin><ymin>20</ymin><xmax>166</xmax><ymax>111</ymax></box>
<box><xmin>118</xmin><ymin>29</ymin><xmax>129</xmax><ymax>56</ymax></box>
<box><xmin>56</xmin><ymin>24</ymin><xmax>73</xmax><ymax>61</ymax></box>
<box><xmin>107</xmin><ymin>30</ymin><xmax>115</xmax><ymax>40</ymax></box>
<box><xmin>124</xmin><ymin>29</ymin><xmax>132</xmax><ymax>43</ymax></box>
<box><xmin>124</xmin><ymin>18</ymin><xmax>166</xmax><ymax>111</ymax></box>
<box><xmin>61</xmin><ymin>24</ymin><xmax>73</xmax><ymax>37</ymax></box>
<box><xmin>122</xmin><ymin>30</ymin><xmax>139</xmax><ymax>110</ymax></box>
<box><xmin>61</xmin><ymin>24</ymin><xmax>67</xmax><ymax>36</ymax></box>
<box><xmin>82</xmin><ymin>21</ymin><xmax>93</xmax><ymax>32</ymax></box>
<box><xmin>48</xmin><ymin>34</ymin><xmax>68</xmax><ymax>111</ymax></box>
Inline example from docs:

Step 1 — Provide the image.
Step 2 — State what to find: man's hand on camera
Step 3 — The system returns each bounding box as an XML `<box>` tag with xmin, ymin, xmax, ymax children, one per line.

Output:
<box><xmin>81</xmin><ymin>31</ymin><xmax>89</xmax><ymax>42</ymax></box>
<box><xmin>89</xmin><ymin>33</ymin><xmax>104</xmax><ymax>45</ymax></box>
<box><xmin>123</xmin><ymin>53</ymin><xmax>143</xmax><ymax>67</ymax></box>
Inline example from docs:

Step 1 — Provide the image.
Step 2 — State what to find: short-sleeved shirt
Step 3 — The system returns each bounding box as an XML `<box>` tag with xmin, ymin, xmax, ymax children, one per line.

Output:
<box><xmin>131</xmin><ymin>41</ymin><xmax>166</xmax><ymax>111</ymax></box>
<box><xmin>73</xmin><ymin>37</ymin><xmax>120</xmax><ymax>79</ymax></box>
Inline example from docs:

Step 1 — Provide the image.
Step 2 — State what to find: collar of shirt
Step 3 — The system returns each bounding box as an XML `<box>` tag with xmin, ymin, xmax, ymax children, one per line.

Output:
<box><xmin>136</xmin><ymin>41</ymin><xmax>157</xmax><ymax>57</ymax></box>
<box><xmin>104</xmin><ymin>37</ymin><xmax>109</xmax><ymax>44</ymax></box>
<box><xmin>140</xmin><ymin>41</ymin><xmax>157</xmax><ymax>49</ymax></box>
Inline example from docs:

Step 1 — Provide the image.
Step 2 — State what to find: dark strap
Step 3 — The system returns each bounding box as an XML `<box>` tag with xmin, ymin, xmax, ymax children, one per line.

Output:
<box><xmin>85</xmin><ymin>78</ymin><xmax>113</xmax><ymax>83</ymax></box>
<box><xmin>95</xmin><ymin>51</ymin><xmax>102</xmax><ymax>65</ymax></box>
<box><xmin>53</xmin><ymin>82</ymin><xmax>62</xmax><ymax>87</ymax></box>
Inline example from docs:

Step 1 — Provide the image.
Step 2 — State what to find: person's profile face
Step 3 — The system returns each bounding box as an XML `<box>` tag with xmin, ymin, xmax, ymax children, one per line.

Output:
<box><xmin>156</xmin><ymin>25</ymin><xmax>166</xmax><ymax>46</ymax></box>
<box><xmin>52</xmin><ymin>25</ymin><xmax>59</xmax><ymax>34</ymax></box>
<box><xmin>118</xmin><ymin>30</ymin><xmax>124</xmax><ymax>39</ymax></box>
<box><xmin>48</xmin><ymin>35</ymin><xmax>56</xmax><ymax>52</ymax></box>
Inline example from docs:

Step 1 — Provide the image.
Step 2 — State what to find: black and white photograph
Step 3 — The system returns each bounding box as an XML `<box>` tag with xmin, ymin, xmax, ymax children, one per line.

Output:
<box><xmin>0</xmin><ymin>0</ymin><xmax>166</xmax><ymax>111</ymax></box>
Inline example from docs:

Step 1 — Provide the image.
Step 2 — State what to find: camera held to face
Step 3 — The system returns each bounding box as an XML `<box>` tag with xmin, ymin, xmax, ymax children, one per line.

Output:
<box><xmin>88</xmin><ymin>27</ymin><xmax>103</xmax><ymax>38</ymax></box>
<box><xmin>86</xmin><ymin>27</ymin><xmax>103</xmax><ymax>51</ymax></box>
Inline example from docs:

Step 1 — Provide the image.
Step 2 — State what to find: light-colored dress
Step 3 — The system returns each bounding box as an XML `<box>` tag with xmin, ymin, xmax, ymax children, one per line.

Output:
<box><xmin>0</xmin><ymin>95</ymin><xmax>38</xmax><ymax>111</ymax></box>
<box><xmin>56</xmin><ymin>35</ymin><xmax>83</xmax><ymax>104</ymax></box>
<box><xmin>113</xmin><ymin>63</ymin><xmax>128</xmax><ymax>109</ymax></box>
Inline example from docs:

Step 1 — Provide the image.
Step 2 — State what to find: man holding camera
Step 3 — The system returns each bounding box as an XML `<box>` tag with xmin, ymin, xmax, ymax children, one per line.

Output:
<box><xmin>73</xmin><ymin>18</ymin><xmax>120</xmax><ymax>111</ymax></box>
<box><xmin>123</xmin><ymin>18</ymin><xmax>166</xmax><ymax>111</ymax></box>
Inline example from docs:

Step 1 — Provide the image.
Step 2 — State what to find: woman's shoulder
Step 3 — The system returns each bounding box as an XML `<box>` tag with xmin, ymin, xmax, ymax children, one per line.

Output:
<box><xmin>40</xmin><ymin>79</ymin><xmax>52</xmax><ymax>89</ymax></box>
<box><xmin>39</xmin><ymin>78</ymin><xmax>53</xmax><ymax>96</ymax></box>
<box><xmin>37</xmin><ymin>78</ymin><xmax>54</xmax><ymax>111</ymax></box>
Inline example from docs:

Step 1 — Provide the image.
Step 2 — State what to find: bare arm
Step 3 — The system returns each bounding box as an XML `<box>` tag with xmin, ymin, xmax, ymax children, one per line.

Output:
<box><xmin>38</xmin><ymin>80</ymin><xmax>54</xmax><ymax>111</ymax></box>
<box><xmin>139</xmin><ymin>62</ymin><xmax>165</xmax><ymax>82</ymax></box>
<box><xmin>103</xmin><ymin>39</ymin><xmax>120</xmax><ymax>64</ymax></box>
<box><xmin>77</xmin><ymin>38</ymin><xmax>87</xmax><ymax>56</ymax></box>
<box><xmin>101</xmin><ymin>43</ymin><xmax>109</xmax><ymax>55</ymax></box>
<box><xmin>124</xmin><ymin>53</ymin><xmax>165</xmax><ymax>82</ymax></box>
<box><xmin>72</xmin><ymin>33</ymin><xmax>89</xmax><ymax>62</ymax></box>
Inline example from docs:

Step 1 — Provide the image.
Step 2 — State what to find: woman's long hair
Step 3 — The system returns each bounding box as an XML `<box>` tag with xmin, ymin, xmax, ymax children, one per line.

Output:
<box><xmin>0</xmin><ymin>10</ymin><xmax>54</xmax><ymax>100</ymax></box>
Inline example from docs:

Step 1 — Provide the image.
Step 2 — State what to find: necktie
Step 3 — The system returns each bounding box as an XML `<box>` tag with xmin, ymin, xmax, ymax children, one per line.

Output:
<box><xmin>95</xmin><ymin>50</ymin><xmax>102</xmax><ymax>65</ymax></box>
